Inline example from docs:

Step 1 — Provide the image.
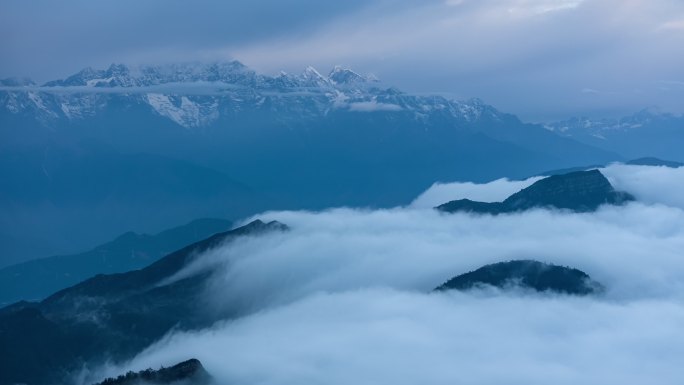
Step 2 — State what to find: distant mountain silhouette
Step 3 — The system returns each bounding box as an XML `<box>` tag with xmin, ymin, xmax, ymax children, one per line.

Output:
<box><xmin>626</xmin><ymin>157</ymin><xmax>683</xmax><ymax>168</ymax></box>
<box><xmin>0</xmin><ymin>218</ymin><xmax>232</xmax><ymax>306</ymax></box>
<box><xmin>437</xmin><ymin>170</ymin><xmax>634</xmax><ymax>214</ymax></box>
<box><xmin>0</xmin><ymin>219</ymin><xmax>287</xmax><ymax>385</ymax></box>
<box><xmin>94</xmin><ymin>358</ymin><xmax>211</xmax><ymax>385</ymax></box>
<box><xmin>533</xmin><ymin>156</ymin><xmax>681</xmax><ymax>178</ymax></box>
<box><xmin>547</xmin><ymin>109</ymin><xmax>684</xmax><ymax>162</ymax></box>
<box><xmin>435</xmin><ymin>260</ymin><xmax>604</xmax><ymax>295</ymax></box>
<box><xmin>0</xmin><ymin>146</ymin><xmax>259</xmax><ymax>267</ymax></box>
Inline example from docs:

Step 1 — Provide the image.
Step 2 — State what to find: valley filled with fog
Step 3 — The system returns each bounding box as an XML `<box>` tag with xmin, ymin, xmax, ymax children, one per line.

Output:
<box><xmin>84</xmin><ymin>164</ymin><xmax>684</xmax><ymax>385</ymax></box>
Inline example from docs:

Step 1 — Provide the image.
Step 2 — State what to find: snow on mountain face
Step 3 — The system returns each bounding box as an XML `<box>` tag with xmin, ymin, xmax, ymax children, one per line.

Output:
<box><xmin>328</xmin><ymin>66</ymin><xmax>376</xmax><ymax>86</ymax></box>
<box><xmin>145</xmin><ymin>93</ymin><xmax>219</xmax><ymax>128</ymax></box>
<box><xmin>0</xmin><ymin>61</ymin><xmax>500</xmax><ymax>129</ymax></box>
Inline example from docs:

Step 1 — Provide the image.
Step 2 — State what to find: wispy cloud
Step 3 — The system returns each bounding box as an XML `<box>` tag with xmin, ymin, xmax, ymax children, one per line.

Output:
<box><xmin>348</xmin><ymin>101</ymin><xmax>403</xmax><ymax>112</ymax></box>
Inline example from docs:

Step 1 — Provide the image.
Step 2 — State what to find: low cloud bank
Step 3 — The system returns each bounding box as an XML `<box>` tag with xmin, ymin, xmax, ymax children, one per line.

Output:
<box><xmin>92</xmin><ymin>164</ymin><xmax>684</xmax><ymax>385</ymax></box>
<box><xmin>410</xmin><ymin>177</ymin><xmax>543</xmax><ymax>208</ymax></box>
<box><xmin>603</xmin><ymin>163</ymin><xmax>684</xmax><ymax>210</ymax></box>
<box><xmin>106</xmin><ymin>290</ymin><xmax>684</xmax><ymax>385</ymax></box>
<box><xmin>413</xmin><ymin>163</ymin><xmax>684</xmax><ymax>210</ymax></box>
<box><xmin>348</xmin><ymin>101</ymin><xmax>403</xmax><ymax>112</ymax></box>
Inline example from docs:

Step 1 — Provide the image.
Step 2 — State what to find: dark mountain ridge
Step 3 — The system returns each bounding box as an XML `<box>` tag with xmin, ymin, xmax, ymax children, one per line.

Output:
<box><xmin>0</xmin><ymin>218</ymin><xmax>232</xmax><ymax>306</ymax></box>
<box><xmin>437</xmin><ymin>169</ymin><xmax>634</xmax><ymax>214</ymax></box>
<box><xmin>94</xmin><ymin>358</ymin><xmax>211</xmax><ymax>385</ymax></box>
<box><xmin>0</xmin><ymin>219</ymin><xmax>287</xmax><ymax>385</ymax></box>
<box><xmin>435</xmin><ymin>260</ymin><xmax>604</xmax><ymax>295</ymax></box>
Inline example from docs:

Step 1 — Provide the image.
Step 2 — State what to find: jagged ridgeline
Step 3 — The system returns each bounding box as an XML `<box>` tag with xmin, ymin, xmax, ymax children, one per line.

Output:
<box><xmin>437</xmin><ymin>169</ymin><xmax>634</xmax><ymax>214</ymax></box>
<box><xmin>0</xmin><ymin>218</ymin><xmax>233</xmax><ymax>306</ymax></box>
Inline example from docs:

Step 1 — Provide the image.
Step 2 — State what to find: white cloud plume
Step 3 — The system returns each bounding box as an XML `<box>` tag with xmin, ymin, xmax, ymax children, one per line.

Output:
<box><xmin>410</xmin><ymin>176</ymin><xmax>543</xmax><ymax>208</ymax></box>
<box><xmin>89</xmin><ymin>164</ymin><xmax>684</xmax><ymax>385</ymax></box>
<box><xmin>412</xmin><ymin>163</ymin><xmax>684</xmax><ymax>210</ymax></box>
<box><xmin>348</xmin><ymin>101</ymin><xmax>403</xmax><ymax>112</ymax></box>
<box><xmin>603</xmin><ymin>163</ymin><xmax>684</xmax><ymax>210</ymax></box>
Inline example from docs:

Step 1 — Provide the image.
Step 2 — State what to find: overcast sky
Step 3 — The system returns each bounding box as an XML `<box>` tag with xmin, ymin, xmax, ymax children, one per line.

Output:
<box><xmin>2</xmin><ymin>0</ymin><xmax>683</xmax><ymax>121</ymax></box>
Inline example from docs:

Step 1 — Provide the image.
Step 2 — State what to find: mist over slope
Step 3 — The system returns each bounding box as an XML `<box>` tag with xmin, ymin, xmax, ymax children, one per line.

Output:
<box><xmin>0</xmin><ymin>218</ymin><xmax>232</xmax><ymax>306</ymax></box>
<box><xmin>85</xmin><ymin>164</ymin><xmax>684</xmax><ymax>385</ymax></box>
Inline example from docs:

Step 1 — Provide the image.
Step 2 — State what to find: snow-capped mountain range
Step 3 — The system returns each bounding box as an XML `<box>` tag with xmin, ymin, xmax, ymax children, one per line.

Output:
<box><xmin>543</xmin><ymin>107</ymin><xmax>684</xmax><ymax>161</ymax></box>
<box><xmin>545</xmin><ymin>107</ymin><xmax>676</xmax><ymax>138</ymax></box>
<box><xmin>0</xmin><ymin>61</ymin><xmax>500</xmax><ymax>129</ymax></box>
<box><xmin>5</xmin><ymin>60</ymin><xmax>681</xmax><ymax>270</ymax></box>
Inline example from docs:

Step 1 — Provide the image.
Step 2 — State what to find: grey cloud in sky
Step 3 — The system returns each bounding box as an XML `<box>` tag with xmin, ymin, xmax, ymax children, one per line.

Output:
<box><xmin>0</xmin><ymin>0</ymin><xmax>371</xmax><ymax>80</ymax></box>
<box><xmin>2</xmin><ymin>0</ymin><xmax>683</xmax><ymax>120</ymax></box>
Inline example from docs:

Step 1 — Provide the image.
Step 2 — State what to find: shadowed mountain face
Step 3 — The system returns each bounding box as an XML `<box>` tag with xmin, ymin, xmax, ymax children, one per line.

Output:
<box><xmin>0</xmin><ymin>219</ymin><xmax>287</xmax><ymax>385</ymax></box>
<box><xmin>0</xmin><ymin>218</ymin><xmax>232</xmax><ymax>306</ymax></box>
<box><xmin>435</xmin><ymin>260</ymin><xmax>604</xmax><ymax>295</ymax></box>
<box><xmin>0</xmin><ymin>145</ymin><xmax>259</xmax><ymax>268</ymax></box>
<box><xmin>94</xmin><ymin>358</ymin><xmax>211</xmax><ymax>385</ymax></box>
<box><xmin>437</xmin><ymin>170</ymin><xmax>634</xmax><ymax>214</ymax></box>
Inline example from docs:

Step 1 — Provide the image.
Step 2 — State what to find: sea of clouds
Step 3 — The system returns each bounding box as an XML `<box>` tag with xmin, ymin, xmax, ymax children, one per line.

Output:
<box><xmin>90</xmin><ymin>164</ymin><xmax>684</xmax><ymax>385</ymax></box>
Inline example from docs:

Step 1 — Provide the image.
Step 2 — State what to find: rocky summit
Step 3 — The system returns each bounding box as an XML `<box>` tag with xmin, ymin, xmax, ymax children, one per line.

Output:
<box><xmin>94</xmin><ymin>358</ymin><xmax>211</xmax><ymax>385</ymax></box>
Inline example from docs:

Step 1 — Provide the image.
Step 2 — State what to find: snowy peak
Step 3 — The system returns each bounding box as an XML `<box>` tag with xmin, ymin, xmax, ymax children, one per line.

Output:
<box><xmin>33</xmin><ymin>62</ymin><xmax>381</xmax><ymax>91</ymax></box>
<box><xmin>548</xmin><ymin>106</ymin><xmax>681</xmax><ymax>137</ymax></box>
<box><xmin>41</xmin><ymin>61</ymin><xmax>257</xmax><ymax>88</ymax></box>
<box><xmin>0</xmin><ymin>60</ymin><xmax>513</xmax><ymax>130</ymax></box>
<box><xmin>135</xmin><ymin>61</ymin><xmax>257</xmax><ymax>86</ymax></box>
<box><xmin>328</xmin><ymin>66</ymin><xmax>373</xmax><ymax>85</ymax></box>
<box><xmin>299</xmin><ymin>66</ymin><xmax>331</xmax><ymax>87</ymax></box>
<box><xmin>628</xmin><ymin>106</ymin><xmax>673</xmax><ymax>122</ymax></box>
<box><xmin>42</xmin><ymin>64</ymin><xmax>134</xmax><ymax>87</ymax></box>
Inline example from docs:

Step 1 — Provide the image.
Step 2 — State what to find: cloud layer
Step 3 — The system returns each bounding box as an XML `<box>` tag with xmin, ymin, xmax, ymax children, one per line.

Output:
<box><xmin>87</xmin><ymin>164</ymin><xmax>684</xmax><ymax>385</ymax></box>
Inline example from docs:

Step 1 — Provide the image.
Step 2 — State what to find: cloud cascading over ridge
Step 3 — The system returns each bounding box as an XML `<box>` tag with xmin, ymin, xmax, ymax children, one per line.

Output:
<box><xmin>410</xmin><ymin>176</ymin><xmax>543</xmax><ymax>208</ymax></box>
<box><xmin>87</xmin><ymin>164</ymin><xmax>684</xmax><ymax>385</ymax></box>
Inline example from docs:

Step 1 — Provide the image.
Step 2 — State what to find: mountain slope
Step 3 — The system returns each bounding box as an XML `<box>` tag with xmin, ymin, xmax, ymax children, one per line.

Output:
<box><xmin>0</xmin><ymin>142</ymin><xmax>259</xmax><ymax>267</ymax></box>
<box><xmin>435</xmin><ymin>260</ymin><xmax>604</xmax><ymax>295</ymax></box>
<box><xmin>94</xmin><ymin>358</ymin><xmax>211</xmax><ymax>385</ymax></box>
<box><xmin>0</xmin><ymin>219</ymin><xmax>287</xmax><ymax>385</ymax></box>
<box><xmin>0</xmin><ymin>218</ymin><xmax>232</xmax><ymax>306</ymax></box>
<box><xmin>437</xmin><ymin>170</ymin><xmax>634</xmax><ymax>214</ymax></box>
<box><xmin>1</xmin><ymin>62</ymin><xmax>620</xmax><ymax>263</ymax></box>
